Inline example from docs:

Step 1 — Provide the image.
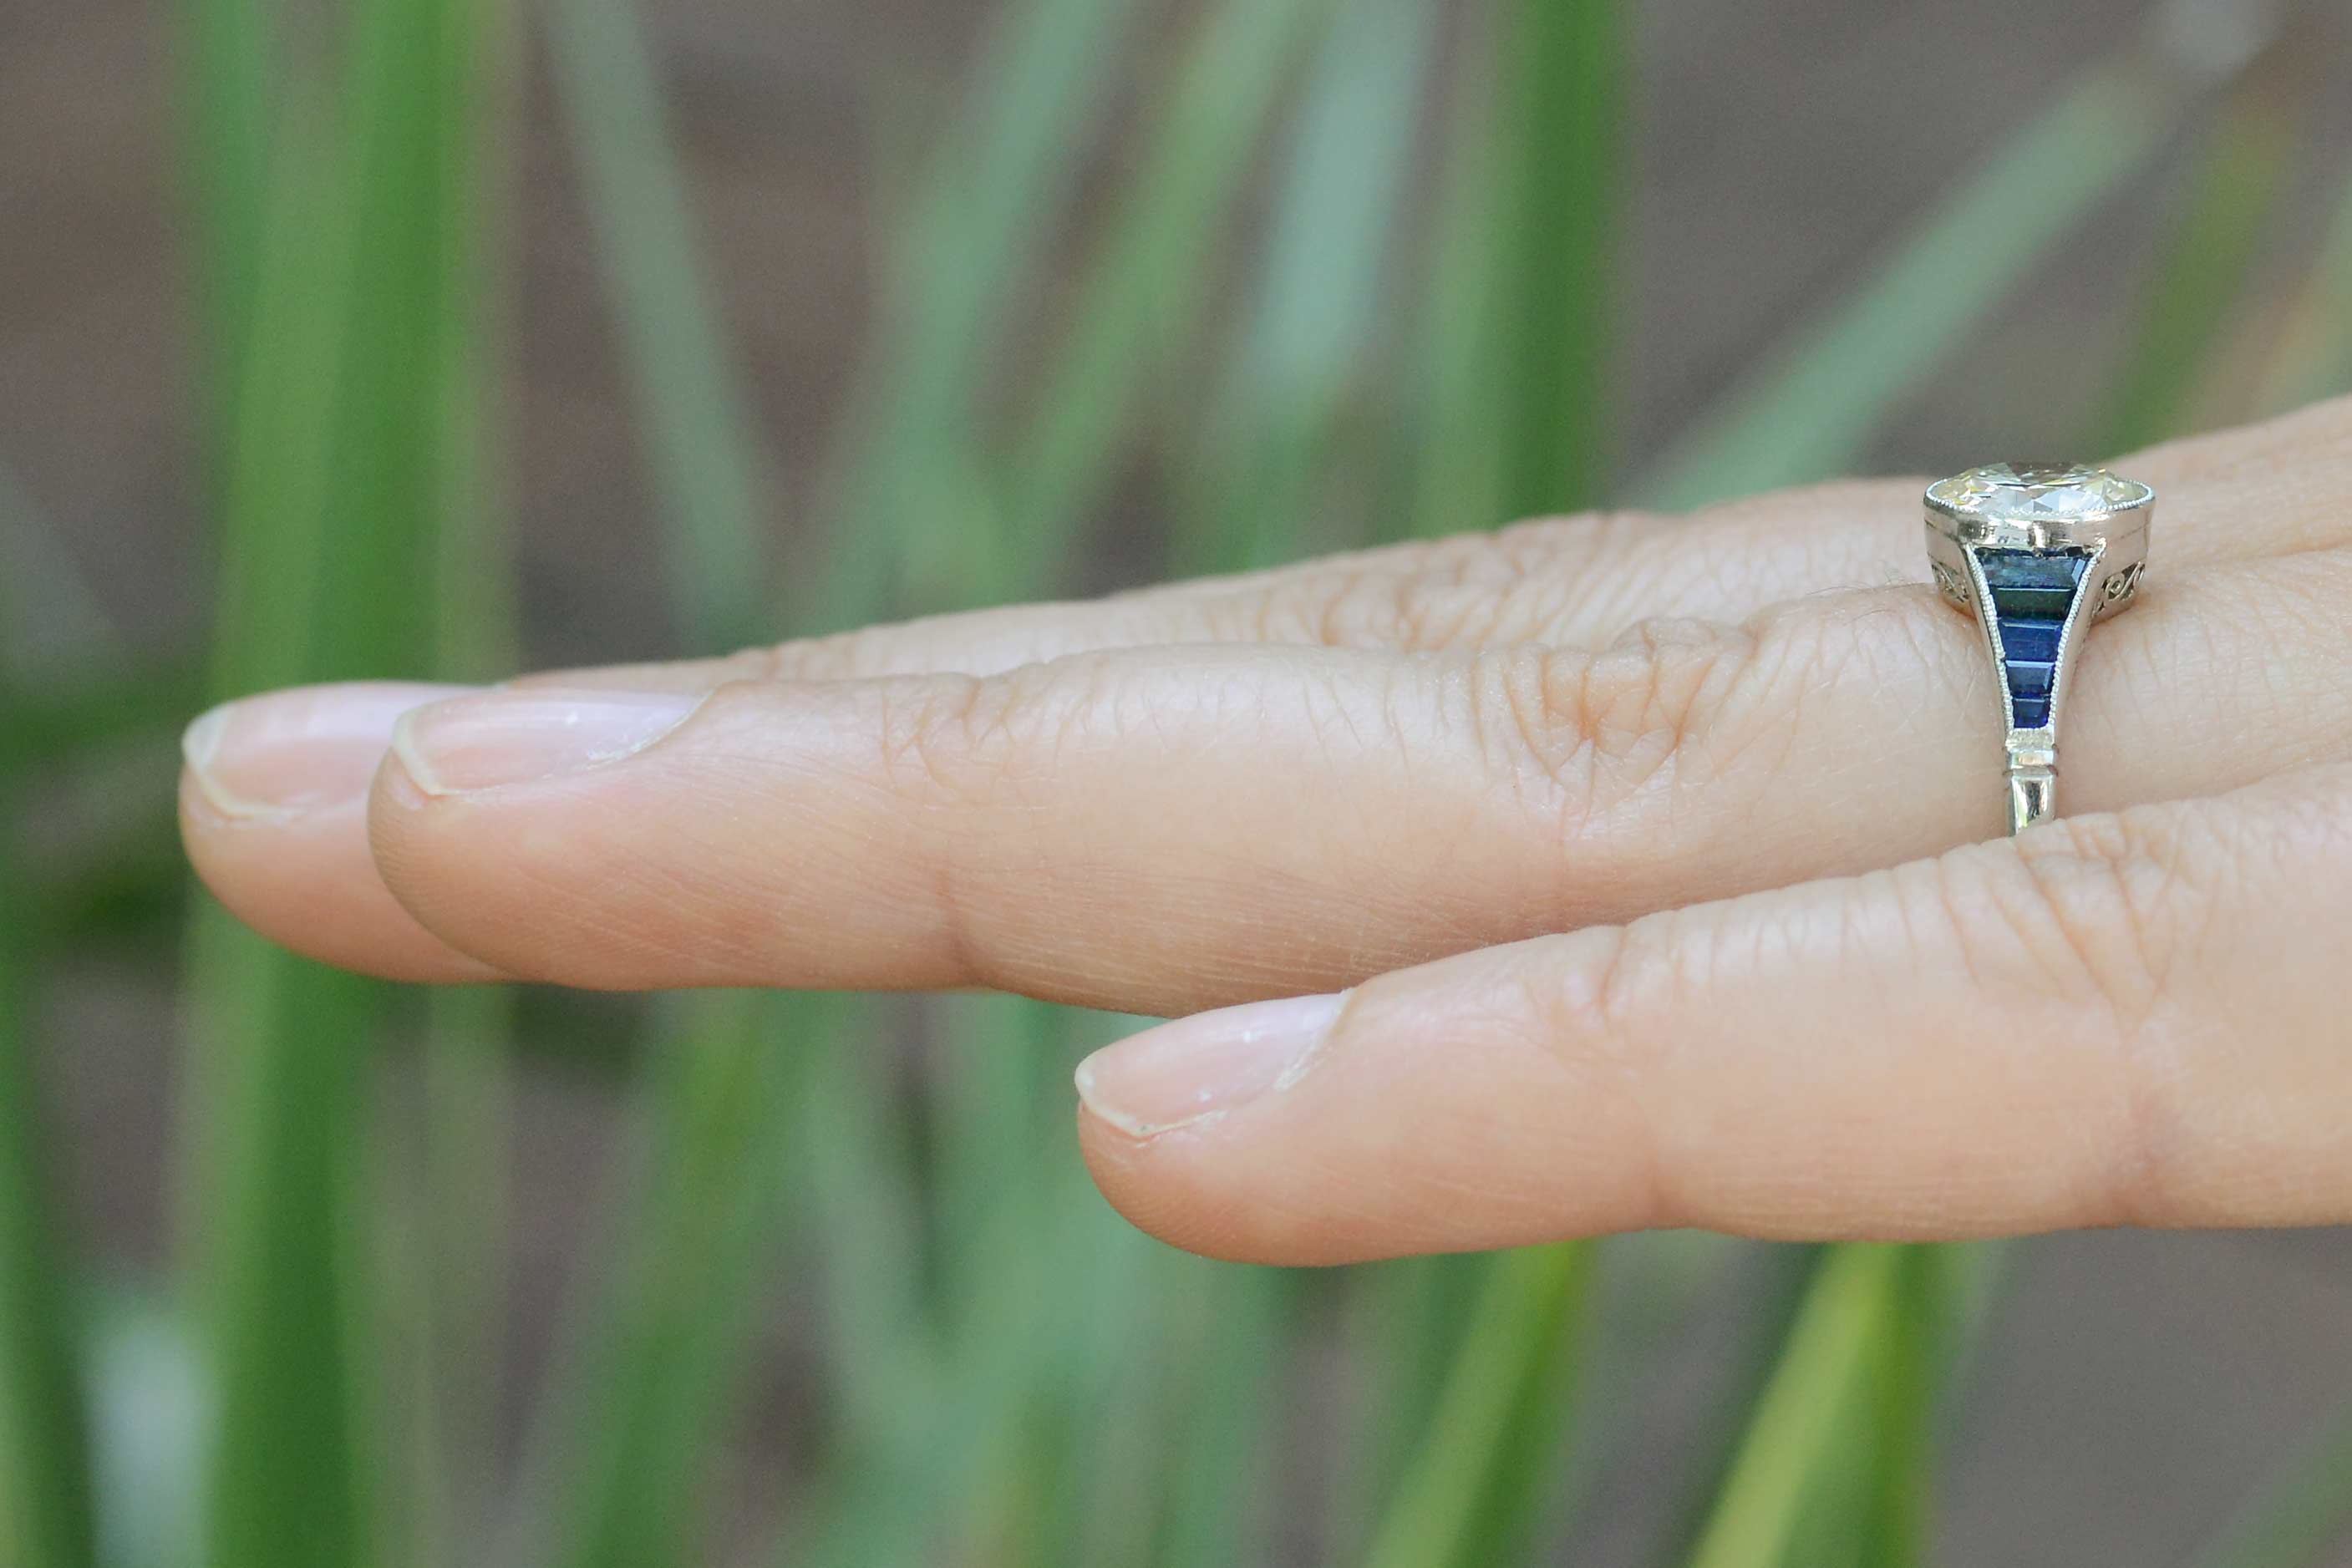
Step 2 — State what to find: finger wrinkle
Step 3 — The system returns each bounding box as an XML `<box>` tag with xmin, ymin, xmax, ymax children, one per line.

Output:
<box><xmin>1577</xmin><ymin>921</ymin><xmax>1685</xmax><ymax>1234</ymax></box>
<box><xmin>866</xmin><ymin>673</ymin><xmax>992</xmax><ymax>806</ymax></box>
<box><xmin>1530</xmin><ymin>631</ymin><xmax>1740</xmax><ymax>821</ymax></box>
<box><xmin>1985</xmin><ymin>809</ymin><xmax>2221</xmax><ymax>1227</ymax></box>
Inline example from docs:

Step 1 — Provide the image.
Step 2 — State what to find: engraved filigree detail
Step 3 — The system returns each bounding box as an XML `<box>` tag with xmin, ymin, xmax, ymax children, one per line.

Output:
<box><xmin>2102</xmin><ymin>561</ymin><xmax>2144</xmax><ymax>606</ymax></box>
<box><xmin>1930</xmin><ymin>559</ymin><xmax>1971</xmax><ymax>608</ymax></box>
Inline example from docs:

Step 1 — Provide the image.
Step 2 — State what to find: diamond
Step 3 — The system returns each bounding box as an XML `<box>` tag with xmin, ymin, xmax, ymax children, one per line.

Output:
<box><xmin>1926</xmin><ymin>462</ymin><xmax>2150</xmax><ymax>521</ymax></box>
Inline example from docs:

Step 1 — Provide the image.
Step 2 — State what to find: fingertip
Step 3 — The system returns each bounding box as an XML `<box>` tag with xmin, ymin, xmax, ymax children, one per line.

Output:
<box><xmin>180</xmin><ymin>682</ymin><xmax>470</xmax><ymax>817</ymax></box>
<box><xmin>361</xmin><ymin>745</ymin><xmax>550</xmax><ymax>983</ymax></box>
<box><xmin>1074</xmin><ymin>1105</ymin><xmax>1303</xmax><ymax>1266</ymax></box>
<box><xmin>175</xmin><ymin>682</ymin><xmax>507</xmax><ymax>984</ymax></box>
<box><xmin>180</xmin><ymin>765</ymin><xmax>506</xmax><ymax>985</ymax></box>
<box><xmin>1070</xmin><ymin>991</ymin><xmax>1447</xmax><ymax>1267</ymax></box>
<box><xmin>358</xmin><ymin>693</ymin><xmax>754</xmax><ymax>990</ymax></box>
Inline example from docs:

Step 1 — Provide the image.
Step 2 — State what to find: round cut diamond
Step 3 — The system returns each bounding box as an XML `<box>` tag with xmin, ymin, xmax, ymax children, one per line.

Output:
<box><xmin>1927</xmin><ymin>462</ymin><xmax>2150</xmax><ymax>521</ymax></box>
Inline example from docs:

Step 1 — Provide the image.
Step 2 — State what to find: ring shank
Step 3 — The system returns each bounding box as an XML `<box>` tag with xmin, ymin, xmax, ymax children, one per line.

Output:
<box><xmin>2006</xmin><ymin>763</ymin><xmax>2056</xmax><ymax>835</ymax></box>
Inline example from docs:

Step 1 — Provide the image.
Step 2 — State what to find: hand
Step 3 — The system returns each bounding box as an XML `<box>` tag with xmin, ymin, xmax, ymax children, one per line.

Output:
<box><xmin>180</xmin><ymin>399</ymin><xmax>2352</xmax><ymax>1265</ymax></box>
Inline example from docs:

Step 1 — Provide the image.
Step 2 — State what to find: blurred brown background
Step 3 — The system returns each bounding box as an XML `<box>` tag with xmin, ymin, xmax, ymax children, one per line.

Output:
<box><xmin>7</xmin><ymin>0</ymin><xmax>2352</xmax><ymax>1560</ymax></box>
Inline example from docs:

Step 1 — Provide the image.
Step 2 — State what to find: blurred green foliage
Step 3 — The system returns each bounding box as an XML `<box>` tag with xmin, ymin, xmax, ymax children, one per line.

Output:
<box><xmin>4</xmin><ymin>1</ymin><xmax>2352</xmax><ymax>1565</ymax></box>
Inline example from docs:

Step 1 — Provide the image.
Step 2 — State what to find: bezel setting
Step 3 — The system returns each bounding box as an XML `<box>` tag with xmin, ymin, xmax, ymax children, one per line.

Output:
<box><xmin>1922</xmin><ymin>461</ymin><xmax>2155</xmax><ymax>835</ymax></box>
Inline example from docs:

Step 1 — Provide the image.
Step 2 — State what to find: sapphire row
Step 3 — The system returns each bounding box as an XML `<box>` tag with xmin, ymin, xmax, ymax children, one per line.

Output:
<box><xmin>1976</xmin><ymin>548</ymin><xmax>2093</xmax><ymax>729</ymax></box>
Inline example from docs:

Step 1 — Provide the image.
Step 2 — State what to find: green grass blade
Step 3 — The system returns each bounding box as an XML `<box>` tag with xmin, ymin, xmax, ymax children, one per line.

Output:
<box><xmin>1854</xmin><ymin>1246</ymin><xmax>1948</xmax><ymax>1565</ymax></box>
<box><xmin>1403</xmin><ymin>0</ymin><xmax>1620</xmax><ymax>539</ymax></box>
<box><xmin>0</xmin><ymin>839</ymin><xmax>99</xmax><ymax>1568</ymax></box>
<box><xmin>1682</xmin><ymin>1246</ymin><xmax>1884</xmax><ymax>1568</ymax></box>
<box><xmin>1639</xmin><ymin>1245</ymin><xmax>1823</xmax><ymax>1568</ymax></box>
<box><xmin>1487</xmin><ymin>0</ymin><xmax>1621</xmax><ymax>519</ymax></box>
<box><xmin>793</xmin><ymin>1005</ymin><xmax>942</xmax><ymax>1453</ymax></box>
<box><xmin>177</xmin><ymin>0</ymin><xmax>276</xmax><ymax>445</ymax></box>
<box><xmin>185</xmin><ymin>0</ymin><xmax>489</xmax><ymax>1556</ymax></box>
<box><xmin>385</xmin><ymin>989</ymin><xmax>509</xmax><ymax>1566</ymax></box>
<box><xmin>1404</xmin><ymin>36</ymin><xmax>1508</xmax><ymax>541</ymax></box>
<box><xmin>927</xmin><ymin>996</ymin><xmax>1069</xmax><ymax>1328</ymax></box>
<box><xmin>531</xmin><ymin>993</ymin><xmax>828</xmax><ymax>1568</ymax></box>
<box><xmin>1336</xmin><ymin>1256</ymin><xmax>1484</xmax><ymax>1560</ymax></box>
<box><xmin>2189</xmin><ymin>1400</ymin><xmax>2352</xmax><ymax>1568</ymax></box>
<box><xmin>1151</xmin><ymin>1266</ymin><xmax>1296</xmax><ymax>1568</ymax></box>
<box><xmin>1037</xmin><ymin>1300</ymin><xmax>1161</xmax><ymax>1567</ymax></box>
<box><xmin>1362</xmin><ymin>1244</ymin><xmax>1595</xmax><ymax>1568</ymax></box>
<box><xmin>1681</xmin><ymin>1244</ymin><xmax>1953</xmax><ymax>1568</ymax></box>
<box><xmin>784</xmin><ymin>1163</ymin><xmax>1146</xmax><ymax>1568</ymax></box>
<box><xmin>1</xmin><ymin>469</ymin><xmax>172</xmax><ymax>1568</ymax></box>
<box><xmin>544</xmin><ymin>0</ymin><xmax>774</xmax><ymax>652</ymax></box>
<box><xmin>2091</xmin><ymin>83</ymin><xmax>2294</xmax><ymax>454</ymax></box>
<box><xmin>1635</xmin><ymin>45</ymin><xmax>2198</xmax><ymax>510</ymax></box>
<box><xmin>1176</xmin><ymin>0</ymin><xmax>1438</xmax><ymax>572</ymax></box>
<box><xmin>1005</xmin><ymin>0</ymin><xmax>1334</xmax><ymax>577</ymax></box>
<box><xmin>815</xmin><ymin>0</ymin><xmax>1146</xmax><ymax>622</ymax></box>
<box><xmin>914</xmin><ymin>1005</ymin><xmax>1171</xmax><ymax>1568</ymax></box>
<box><xmin>186</xmin><ymin>924</ymin><xmax>379</xmax><ymax>1568</ymax></box>
<box><xmin>186</xmin><ymin>114</ymin><xmax>373</xmax><ymax>1568</ymax></box>
<box><xmin>770</xmin><ymin>1008</ymin><xmax>1138</xmax><ymax>1568</ymax></box>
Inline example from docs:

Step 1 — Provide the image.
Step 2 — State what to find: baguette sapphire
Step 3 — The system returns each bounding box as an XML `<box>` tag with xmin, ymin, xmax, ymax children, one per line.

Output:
<box><xmin>1976</xmin><ymin>548</ymin><xmax>2091</xmax><ymax>729</ymax></box>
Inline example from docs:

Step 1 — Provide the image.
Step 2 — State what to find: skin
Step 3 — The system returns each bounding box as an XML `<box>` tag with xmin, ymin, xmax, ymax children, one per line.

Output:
<box><xmin>180</xmin><ymin>398</ymin><xmax>2352</xmax><ymax>1266</ymax></box>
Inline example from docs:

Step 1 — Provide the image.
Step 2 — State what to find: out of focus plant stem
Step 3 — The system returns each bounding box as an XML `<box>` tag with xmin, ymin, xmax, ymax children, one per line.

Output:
<box><xmin>0</xmin><ymin>834</ymin><xmax>99</xmax><ymax>1568</ymax></box>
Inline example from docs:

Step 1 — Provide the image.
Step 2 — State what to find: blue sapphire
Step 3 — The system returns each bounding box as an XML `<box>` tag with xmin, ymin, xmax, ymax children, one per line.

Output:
<box><xmin>1976</xmin><ymin>549</ymin><xmax>2092</xmax><ymax>731</ymax></box>
<box><xmin>1996</xmin><ymin>619</ymin><xmax>2063</xmax><ymax>663</ymax></box>
<box><xmin>1980</xmin><ymin>550</ymin><xmax>2088</xmax><ymax>619</ymax></box>
<box><xmin>2004</xmin><ymin>658</ymin><xmax>2055</xmax><ymax>698</ymax></box>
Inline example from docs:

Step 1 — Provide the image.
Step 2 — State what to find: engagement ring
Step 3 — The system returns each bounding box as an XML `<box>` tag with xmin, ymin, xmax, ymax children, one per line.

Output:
<box><xmin>1924</xmin><ymin>462</ymin><xmax>2154</xmax><ymax>835</ymax></box>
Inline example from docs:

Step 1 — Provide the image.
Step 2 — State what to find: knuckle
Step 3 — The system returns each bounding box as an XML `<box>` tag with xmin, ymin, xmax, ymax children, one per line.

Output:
<box><xmin>2004</xmin><ymin>810</ymin><xmax>2211</xmax><ymax>1028</ymax></box>
<box><xmin>1517</xmin><ymin>917</ymin><xmax>1690</xmax><ymax>1231</ymax></box>
<box><xmin>1933</xmin><ymin>808</ymin><xmax>2236</xmax><ymax>1223</ymax></box>
<box><xmin>871</xmin><ymin>672</ymin><xmax>1004</xmax><ymax>804</ymax></box>
<box><xmin>1490</xmin><ymin>508</ymin><xmax>1654</xmax><ymax>571</ymax></box>
<box><xmin>1254</xmin><ymin>545</ymin><xmax>1513</xmax><ymax>650</ymax></box>
<box><xmin>1246</xmin><ymin>520</ymin><xmax>1667</xmax><ymax>652</ymax></box>
<box><xmin>877</xmin><ymin>658</ymin><xmax>1132</xmax><ymax>807</ymax></box>
<box><xmin>756</xmin><ymin>627</ymin><xmax>881</xmax><ymax>683</ymax></box>
<box><xmin>1466</xmin><ymin>617</ymin><xmax>1768</xmax><ymax>830</ymax></box>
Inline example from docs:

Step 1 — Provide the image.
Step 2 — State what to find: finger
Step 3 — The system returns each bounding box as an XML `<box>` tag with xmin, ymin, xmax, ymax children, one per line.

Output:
<box><xmin>179</xmin><ymin>683</ymin><xmax>504</xmax><ymax>983</ymax></box>
<box><xmin>354</xmin><ymin>545</ymin><xmax>2352</xmax><ymax>1002</ymax></box>
<box><xmin>461</xmin><ymin>395</ymin><xmax>2352</xmax><ymax>697</ymax></box>
<box><xmin>2118</xmin><ymin>392</ymin><xmax>2352</xmax><ymax>557</ymax></box>
<box><xmin>1074</xmin><ymin>764</ymin><xmax>2352</xmax><ymax>1265</ymax></box>
<box><xmin>526</xmin><ymin>478</ymin><xmax>1933</xmax><ymax>695</ymax></box>
<box><xmin>170</xmin><ymin>483</ymin><xmax>1908</xmax><ymax>985</ymax></box>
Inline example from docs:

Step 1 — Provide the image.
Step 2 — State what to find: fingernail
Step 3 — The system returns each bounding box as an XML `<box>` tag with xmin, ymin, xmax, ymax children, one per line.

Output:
<box><xmin>391</xmin><ymin>688</ymin><xmax>704</xmax><ymax>795</ymax></box>
<box><xmin>182</xmin><ymin>683</ymin><xmax>471</xmax><ymax>820</ymax></box>
<box><xmin>1074</xmin><ymin>991</ymin><xmax>1346</xmax><ymax>1138</ymax></box>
